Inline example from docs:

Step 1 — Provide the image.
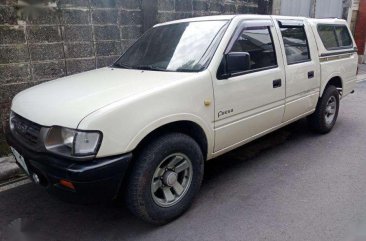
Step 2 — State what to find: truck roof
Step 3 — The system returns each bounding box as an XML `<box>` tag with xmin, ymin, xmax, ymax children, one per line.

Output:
<box><xmin>154</xmin><ymin>14</ymin><xmax>348</xmax><ymax>27</ymax></box>
<box><xmin>154</xmin><ymin>15</ymin><xmax>237</xmax><ymax>27</ymax></box>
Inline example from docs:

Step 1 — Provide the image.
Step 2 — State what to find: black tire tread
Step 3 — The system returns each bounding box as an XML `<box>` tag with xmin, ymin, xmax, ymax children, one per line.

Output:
<box><xmin>125</xmin><ymin>132</ymin><xmax>204</xmax><ymax>225</ymax></box>
<box><xmin>308</xmin><ymin>85</ymin><xmax>340</xmax><ymax>134</ymax></box>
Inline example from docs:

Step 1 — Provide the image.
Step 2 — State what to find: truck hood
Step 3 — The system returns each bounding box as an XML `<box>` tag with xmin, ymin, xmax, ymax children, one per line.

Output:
<box><xmin>11</xmin><ymin>67</ymin><xmax>195</xmax><ymax>128</ymax></box>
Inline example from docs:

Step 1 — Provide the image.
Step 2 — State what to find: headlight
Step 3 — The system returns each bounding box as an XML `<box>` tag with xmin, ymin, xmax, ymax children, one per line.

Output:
<box><xmin>44</xmin><ymin>126</ymin><xmax>102</xmax><ymax>158</ymax></box>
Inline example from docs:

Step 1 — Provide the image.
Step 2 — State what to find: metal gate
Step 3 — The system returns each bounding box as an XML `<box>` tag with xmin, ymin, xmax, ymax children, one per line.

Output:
<box><xmin>315</xmin><ymin>0</ymin><xmax>343</xmax><ymax>18</ymax></box>
<box><xmin>280</xmin><ymin>0</ymin><xmax>312</xmax><ymax>17</ymax></box>
<box><xmin>280</xmin><ymin>0</ymin><xmax>343</xmax><ymax>18</ymax></box>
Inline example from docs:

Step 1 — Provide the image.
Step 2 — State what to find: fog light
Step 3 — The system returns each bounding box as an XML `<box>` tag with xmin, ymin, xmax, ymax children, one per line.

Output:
<box><xmin>59</xmin><ymin>179</ymin><xmax>75</xmax><ymax>190</ymax></box>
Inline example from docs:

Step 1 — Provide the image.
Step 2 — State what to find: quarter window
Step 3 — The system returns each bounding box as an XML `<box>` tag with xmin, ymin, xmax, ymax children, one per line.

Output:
<box><xmin>280</xmin><ymin>26</ymin><xmax>310</xmax><ymax>65</ymax></box>
<box><xmin>335</xmin><ymin>26</ymin><xmax>352</xmax><ymax>47</ymax></box>
<box><xmin>317</xmin><ymin>25</ymin><xmax>338</xmax><ymax>49</ymax></box>
<box><xmin>229</xmin><ymin>27</ymin><xmax>277</xmax><ymax>72</ymax></box>
<box><xmin>318</xmin><ymin>24</ymin><xmax>353</xmax><ymax>50</ymax></box>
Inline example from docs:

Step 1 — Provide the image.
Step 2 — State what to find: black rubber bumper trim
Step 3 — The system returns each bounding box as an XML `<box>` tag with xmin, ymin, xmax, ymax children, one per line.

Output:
<box><xmin>6</xmin><ymin>129</ymin><xmax>133</xmax><ymax>203</ymax></box>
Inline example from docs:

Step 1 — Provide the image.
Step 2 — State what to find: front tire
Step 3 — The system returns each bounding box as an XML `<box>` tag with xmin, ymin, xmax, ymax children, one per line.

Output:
<box><xmin>308</xmin><ymin>85</ymin><xmax>340</xmax><ymax>134</ymax></box>
<box><xmin>125</xmin><ymin>133</ymin><xmax>204</xmax><ymax>224</ymax></box>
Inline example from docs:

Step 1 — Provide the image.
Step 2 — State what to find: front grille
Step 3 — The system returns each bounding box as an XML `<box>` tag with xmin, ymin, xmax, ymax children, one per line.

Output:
<box><xmin>10</xmin><ymin>112</ymin><xmax>42</xmax><ymax>148</ymax></box>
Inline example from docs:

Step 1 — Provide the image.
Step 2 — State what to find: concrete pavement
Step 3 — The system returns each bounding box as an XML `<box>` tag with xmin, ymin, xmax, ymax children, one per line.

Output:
<box><xmin>1</xmin><ymin>82</ymin><xmax>366</xmax><ymax>241</ymax></box>
<box><xmin>0</xmin><ymin>156</ymin><xmax>21</xmax><ymax>183</ymax></box>
<box><xmin>358</xmin><ymin>64</ymin><xmax>366</xmax><ymax>81</ymax></box>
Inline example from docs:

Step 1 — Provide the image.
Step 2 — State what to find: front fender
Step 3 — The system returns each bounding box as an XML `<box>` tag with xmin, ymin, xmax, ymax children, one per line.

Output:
<box><xmin>77</xmin><ymin>71</ymin><xmax>215</xmax><ymax>159</ymax></box>
<box><xmin>125</xmin><ymin>113</ymin><xmax>214</xmax><ymax>158</ymax></box>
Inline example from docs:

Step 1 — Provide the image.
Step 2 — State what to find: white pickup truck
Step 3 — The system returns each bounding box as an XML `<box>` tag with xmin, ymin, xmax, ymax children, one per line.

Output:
<box><xmin>6</xmin><ymin>15</ymin><xmax>358</xmax><ymax>224</ymax></box>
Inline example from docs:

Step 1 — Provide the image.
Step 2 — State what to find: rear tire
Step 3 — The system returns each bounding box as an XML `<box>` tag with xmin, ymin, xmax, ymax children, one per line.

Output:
<box><xmin>308</xmin><ymin>85</ymin><xmax>340</xmax><ymax>134</ymax></box>
<box><xmin>125</xmin><ymin>133</ymin><xmax>204</xmax><ymax>225</ymax></box>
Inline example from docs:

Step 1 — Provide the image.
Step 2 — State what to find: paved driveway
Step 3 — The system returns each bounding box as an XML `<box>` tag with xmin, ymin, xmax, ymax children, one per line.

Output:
<box><xmin>1</xmin><ymin>82</ymin><xmax>366</xmax><ymax>241</ymax></box>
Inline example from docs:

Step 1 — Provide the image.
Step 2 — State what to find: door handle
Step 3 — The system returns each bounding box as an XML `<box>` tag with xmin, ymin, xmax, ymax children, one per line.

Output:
<box><xmin>273</xmin><ymin>79</ymin><xmax>282</xmax><ymax>88</ymax></box>
<box><xmin>308</xmin><ymin>71</ymin><xmax>314</xmax><ymax>79</ymax></box>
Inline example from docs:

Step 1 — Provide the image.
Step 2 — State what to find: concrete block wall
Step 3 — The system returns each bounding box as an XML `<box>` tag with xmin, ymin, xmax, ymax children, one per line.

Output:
<box><xmin>0</xmin><ymin>0</ymin><xmax>271</xmax><ymax>156</ymax></box>
<box><xmin>157</xmin><ymin>0</ymin><xmax>269</xmax><ymax>22</ymax></box>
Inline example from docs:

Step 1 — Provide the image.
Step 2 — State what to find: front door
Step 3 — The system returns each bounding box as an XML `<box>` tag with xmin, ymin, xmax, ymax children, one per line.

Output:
<box><xmin>213</xmin><ymin>19</ymin><xmax>286</xmax><ymax>153</ymax></box>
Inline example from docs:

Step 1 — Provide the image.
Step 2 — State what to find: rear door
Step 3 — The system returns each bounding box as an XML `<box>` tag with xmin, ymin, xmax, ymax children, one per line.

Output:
<box><xmin>273</xmin><ymin>18</ymin><xmax>320</xmax><ymax>122</ymax></box>
<box><xmin>213</xmin><ymin>19</ymin><xmax>286</xmax><ymax>152</ymax></box>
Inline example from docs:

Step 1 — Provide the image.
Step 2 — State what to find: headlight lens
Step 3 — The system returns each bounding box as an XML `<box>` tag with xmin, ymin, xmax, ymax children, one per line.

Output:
<box><xmin>74</xmin><ymin>132</ymin><xmax>101</xmax><ymax>155</ymax></box>
<box><xmin>44</xmin><ymin>127</ymin><xmax>102</xmax><ymax>158</ymax></box>
<box><xmin>61</xmin><ymin>128</ymin><xmax>75</xmax><ymax>148</ymax></box>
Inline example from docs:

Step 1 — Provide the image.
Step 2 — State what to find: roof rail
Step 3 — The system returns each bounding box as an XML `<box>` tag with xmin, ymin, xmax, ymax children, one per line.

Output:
<box><xmin>317</xmin><ymin>17</ymin><xmax>339</xmax><ymax>19</ymax></box>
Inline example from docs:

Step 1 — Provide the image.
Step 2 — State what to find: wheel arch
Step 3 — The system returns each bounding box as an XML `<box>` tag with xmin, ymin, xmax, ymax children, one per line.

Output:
<box><xmin>321</xmin><ymin>75</ymin><xmax>343</xmax><ymax>97</ymax></box>
<box><xmin>127</xmin><ymin>116</ymin><xmax>212</xmax><ymax>161</ymax></box>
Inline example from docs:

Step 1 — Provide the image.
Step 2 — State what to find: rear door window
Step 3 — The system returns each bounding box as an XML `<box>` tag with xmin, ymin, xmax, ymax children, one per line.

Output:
<box><xmin>279</xmin><ymin>25</ymin><xmax>311</xmax><ymax>65</ymax></box>
<box><xmin>317</xmin><ymin>24</ymin><xmax>353</xmax><ymax>50</ymax></box>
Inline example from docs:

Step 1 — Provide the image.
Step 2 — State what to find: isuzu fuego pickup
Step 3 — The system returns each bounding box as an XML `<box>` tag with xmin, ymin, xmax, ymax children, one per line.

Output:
<box><xmin>6</xmin><ymin>15</ymin><xmax>358</xmax><ymax>224</ymax></box>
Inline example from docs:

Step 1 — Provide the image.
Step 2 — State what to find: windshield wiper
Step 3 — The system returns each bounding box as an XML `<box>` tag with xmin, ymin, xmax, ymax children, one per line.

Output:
<box><xmin>176</xmin><ymin>68</ymin><xmax>200</xmax><ymax>73</ymax></box>
<box><xmin>114</xmin><ymin>63</ymin><xmax>192</xmax><ymax>72</ymax></box>
<box><xmin>112</xmin><ymin>62</ymin><xmax>132</xmax><ymax>69</ymax></box>
<box><xmin>134</xmin><ymin>65</ymin><xmax>168</xmax><ymax>72</ymax></box>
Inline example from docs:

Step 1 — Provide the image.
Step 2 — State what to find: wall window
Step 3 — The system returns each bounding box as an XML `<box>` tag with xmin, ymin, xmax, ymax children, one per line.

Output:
<box><xmin>318</xmin><ymin>24</ymin><xmax>353</xmax><ymax>50</ymax></box>
<box><xmin>229</xmin><ymin>27</ymin><xmax>277</xmax><ymax>72</ymax></box>
<box><xmin>280</xmin><ymin>26</ymin><xmax>310</xmax><ymax>65</ymax></box>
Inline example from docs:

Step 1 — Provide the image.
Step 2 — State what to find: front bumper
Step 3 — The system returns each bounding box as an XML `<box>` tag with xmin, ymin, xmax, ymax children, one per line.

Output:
<box><xmin>5</xmin><ymin>128</ymin><xmax>132</xmax><ymax>204</ymax></box>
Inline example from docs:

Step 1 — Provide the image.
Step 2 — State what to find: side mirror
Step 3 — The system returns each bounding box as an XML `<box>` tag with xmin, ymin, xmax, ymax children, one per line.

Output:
<box><xmin>226</xmin><ymin>52</ymin><xmax>251</xmax><ymax>75</ymax></box>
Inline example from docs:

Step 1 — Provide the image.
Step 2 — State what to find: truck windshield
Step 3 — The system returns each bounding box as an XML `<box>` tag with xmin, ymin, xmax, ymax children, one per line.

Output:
<box><xmin>113</xmin><ymin>21</ymin><xmax>228</xmax><ymax>72</ymax></box>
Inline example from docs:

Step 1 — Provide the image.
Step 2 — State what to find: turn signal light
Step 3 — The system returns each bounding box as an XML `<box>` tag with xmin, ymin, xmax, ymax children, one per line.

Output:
<box><xmin>59</xmin><ymin>179</ymin><xmax>75</xmax><ymax>190</ymax></box>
